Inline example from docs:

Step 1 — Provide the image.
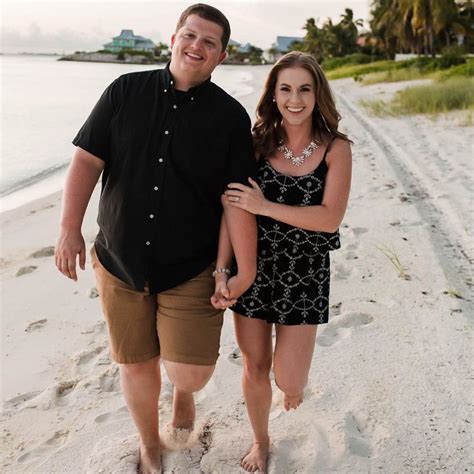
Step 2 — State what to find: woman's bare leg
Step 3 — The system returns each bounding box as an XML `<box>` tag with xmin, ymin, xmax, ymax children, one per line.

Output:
<box><xmin>273</xmin><ymin>325</ymin><xmax>317</xmax><ymax>410</ymax></box>
<box><xmin>234</xmin><ymin>313</ymin><xmax>273</xmax><ymax>473</ymax></box>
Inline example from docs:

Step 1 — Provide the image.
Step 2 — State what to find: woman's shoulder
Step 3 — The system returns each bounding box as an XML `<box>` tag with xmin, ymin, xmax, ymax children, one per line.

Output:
<box><xmin>325</xmin><ymin>136</ymin><xmax>352</xmax><ymax>164</ymax></box>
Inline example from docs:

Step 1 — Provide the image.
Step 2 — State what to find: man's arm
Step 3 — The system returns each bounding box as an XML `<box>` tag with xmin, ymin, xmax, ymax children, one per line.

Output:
<box><xmin>55</xmin><ymin>146</ymin><xmax>104</xmax><ymax>281</ymax></box>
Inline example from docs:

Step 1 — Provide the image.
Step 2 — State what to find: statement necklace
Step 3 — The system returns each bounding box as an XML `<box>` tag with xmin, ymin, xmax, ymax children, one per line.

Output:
<box><xmin>278</xmin><ymin>139</ymin><xmax>320</xmax><ymax>167</ymax></box>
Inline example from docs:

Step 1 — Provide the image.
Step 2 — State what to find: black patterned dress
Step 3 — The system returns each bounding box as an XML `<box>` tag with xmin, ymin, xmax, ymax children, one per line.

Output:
<box><xmin>233</xmin><ymin>144</ymin><xmax>341</xmax><ymax>325</ymax></box>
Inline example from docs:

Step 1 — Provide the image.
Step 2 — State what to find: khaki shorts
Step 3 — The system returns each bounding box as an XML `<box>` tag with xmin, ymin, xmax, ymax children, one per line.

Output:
<box><xmin>91</xmin><ymin>246</ymin><xmax>224</xmax><ymax>365</ymax></box>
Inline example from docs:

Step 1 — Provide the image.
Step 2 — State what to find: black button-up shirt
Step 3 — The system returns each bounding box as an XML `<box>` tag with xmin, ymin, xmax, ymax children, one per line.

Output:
<box><xmin>73</xmin><ymin>64</ymin><xmax>257</xmax><ymax>293</ymax></box>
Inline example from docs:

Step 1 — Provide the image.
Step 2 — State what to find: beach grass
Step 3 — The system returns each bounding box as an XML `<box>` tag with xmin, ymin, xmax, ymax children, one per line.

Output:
<box><xmin>393</xmin><ymin>77</ymin><xmax>474</xmax><ymax>114</ymax></box>
<box><xmin>375</xmin><ymin>244</ymin><xmax>411</xmax><ymax>280</ymax></box>
<box><xmin>434</xmin><ymin>60</ymin><xmax>474</xmax><ymax>81</ymax></box>
<box><xmin>362</xmin><ymin>67</ymin><xmax>426</xmax><ymax>85</ymax></box>
<box><xmin>361</xmin><ymin>77</ymin><xmax>474</xmax><ymax>116</ymax></box>
<box><xmin>325</xmin><ymin>60</ymin><xmax>395</xmax><ymax>80</ymax></box>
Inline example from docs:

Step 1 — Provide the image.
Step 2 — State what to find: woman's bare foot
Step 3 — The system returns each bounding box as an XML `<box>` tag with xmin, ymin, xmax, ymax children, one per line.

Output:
<box><xmin>284</xmin><ymin>392</ymin><xmax>303</xmax><ymax>411</ymax></box>
<box><xmin>241</xmin><ymin>440</ymin><xmax>269</xmax><ymax>473</ymax></box>
<box><xmin>171</xmin><ymin>388</ymin><xmax>195</xmax><ymax>430</ymax></box>
<box><xmin>138</xmin><ymin>443</ymin><xmax>161</xmax><ymax>474</ymax></box>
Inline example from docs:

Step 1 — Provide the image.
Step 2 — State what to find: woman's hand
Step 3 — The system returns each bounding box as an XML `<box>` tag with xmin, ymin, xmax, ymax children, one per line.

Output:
<box><xmin>211</xmin><ymin>273</ymin><xmax>236</xmax><ymax>309</ymax></box>
<box><xmin>224</xmin><ymin>177</ymin><xmax>269</xmax><ymax>216</ymax></box>
<box><xmin>210</xmin><ymin>272</ymin><xmax>255</xmax><ymax>310</ymax></box>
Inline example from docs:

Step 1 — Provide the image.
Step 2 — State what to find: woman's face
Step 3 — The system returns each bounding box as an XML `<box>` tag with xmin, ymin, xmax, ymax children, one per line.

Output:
<box><xmin>274</xmin><ymin>66</ymin><xmax>316</xmax><ymax>129</ymax></box>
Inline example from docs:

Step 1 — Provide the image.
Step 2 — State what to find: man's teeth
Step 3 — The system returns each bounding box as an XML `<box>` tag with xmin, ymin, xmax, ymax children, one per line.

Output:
<box><xmin>287</xmin><ymin>107</ymin><xmax>304</xmax><ymax>112</ymax></box>
<box><xmin>186</xmin><ymin>53</ymin><xmax>203</xmax><ymax>60</ymax></box>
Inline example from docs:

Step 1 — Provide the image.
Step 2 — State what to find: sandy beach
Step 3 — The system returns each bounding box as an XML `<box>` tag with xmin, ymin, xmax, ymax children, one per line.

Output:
<box><xmin>1</xmin><ymin>68</ymin><xmax>472</xmax><ymax>472</ymax></box>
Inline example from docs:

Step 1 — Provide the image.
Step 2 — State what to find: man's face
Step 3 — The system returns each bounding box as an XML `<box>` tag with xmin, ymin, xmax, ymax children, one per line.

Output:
<box><xmin>170</xmin><ymin>14</ymin><xmax>227</xmax><ymax>83</ymax></box>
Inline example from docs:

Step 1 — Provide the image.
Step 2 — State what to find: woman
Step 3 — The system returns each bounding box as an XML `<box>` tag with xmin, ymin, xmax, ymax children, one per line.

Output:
<box><xmin>212</xmin><ymin>51</ymin><xmax>352</xmax><ymax>473</ymax></box>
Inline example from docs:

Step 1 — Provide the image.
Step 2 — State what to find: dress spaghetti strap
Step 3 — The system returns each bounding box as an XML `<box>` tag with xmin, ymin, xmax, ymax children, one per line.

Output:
<box><xmin>322</xmin><ymin>136</ymin><xmax>336</xmax><ymax>162</ymax></box>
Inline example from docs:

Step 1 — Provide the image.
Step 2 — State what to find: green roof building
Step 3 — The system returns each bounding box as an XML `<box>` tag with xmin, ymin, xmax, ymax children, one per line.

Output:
<box><xmin>104</xmin><ymin>29</ymin><xmax>155</xmax><ymax>53</ymax></box>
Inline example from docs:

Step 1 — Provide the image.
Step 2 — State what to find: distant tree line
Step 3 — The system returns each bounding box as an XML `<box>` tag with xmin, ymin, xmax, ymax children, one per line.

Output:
<box><xmin>288</xmin><ymin>0</ymin><xmax>473</xmax><ymax>63</ymax></box>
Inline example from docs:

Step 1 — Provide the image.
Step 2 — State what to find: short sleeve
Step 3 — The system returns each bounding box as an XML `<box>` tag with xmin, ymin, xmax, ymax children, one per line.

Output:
<box><xmin>72</xmin><ymin>77</ymin><xmax>124</xmax><ymax>162</ymax></box>
<box><xmin>225</xmin><ymin>111</ymin><xmax>258</xmax><ymax>189</ymax></box>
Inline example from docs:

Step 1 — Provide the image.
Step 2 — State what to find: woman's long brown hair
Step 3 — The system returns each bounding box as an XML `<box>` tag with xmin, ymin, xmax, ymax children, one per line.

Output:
<box><xmin>253</xmin><ymin>51</ymin><xmax>351</xmax><ymax>159</ymax></box>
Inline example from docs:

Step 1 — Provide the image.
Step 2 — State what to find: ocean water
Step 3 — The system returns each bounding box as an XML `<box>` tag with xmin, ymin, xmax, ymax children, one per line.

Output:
<box><xmin>0</xmin><ymin>55</ymin><xmax>255</xmax><ymax>212</ymax></box>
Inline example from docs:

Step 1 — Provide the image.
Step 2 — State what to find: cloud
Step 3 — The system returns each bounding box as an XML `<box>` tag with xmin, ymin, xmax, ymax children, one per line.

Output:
<box><xmin>1</xmin><ymin>23</ymin><xmax>110</xmax><ymax>53</ymax></box>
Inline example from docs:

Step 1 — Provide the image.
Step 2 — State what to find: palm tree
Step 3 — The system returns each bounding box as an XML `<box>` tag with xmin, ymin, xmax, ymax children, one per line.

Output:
<box><xmin>370</xmin><ymin>0</ymin><xmax>472</xmax><ymax>56</ymax></box>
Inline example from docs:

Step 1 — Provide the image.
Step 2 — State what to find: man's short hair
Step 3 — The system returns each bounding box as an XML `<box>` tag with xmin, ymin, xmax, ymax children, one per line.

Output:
<box><xmin>176</xmin><ymin>3</ymin><xmax>231</xmax><ymax>51</ymax></box>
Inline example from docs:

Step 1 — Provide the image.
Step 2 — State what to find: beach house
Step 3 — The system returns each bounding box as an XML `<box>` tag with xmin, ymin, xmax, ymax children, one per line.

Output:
<box><xmin>104</xmin><ymin>30</ymin><xmax>155</xmax><ymax>53</ymax></box>
<box><xmin>270</xmin><ymin>36</ymin><xmax>304</xmax><ymax>59</ymax></box>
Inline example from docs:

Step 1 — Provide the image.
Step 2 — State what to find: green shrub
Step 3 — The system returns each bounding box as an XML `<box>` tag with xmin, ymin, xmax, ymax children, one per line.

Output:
<box><xmin>436</xmin><ymin>60</ymin><xmax>474</xmax><ymax>80</ymax></box>
<box><xmin>322</xmin><ymin>53</ymin><xmax>375</xmax><ymax>71</ymax></box>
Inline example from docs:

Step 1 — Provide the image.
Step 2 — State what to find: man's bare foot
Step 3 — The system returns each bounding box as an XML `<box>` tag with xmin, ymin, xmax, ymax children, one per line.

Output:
<box><xmin>138</xmin><ymin>443</ymin><xmax>161</xmax><ymax>474</ymax></box>
<box><xmin>241</xmin><ymin>440</ymin><xmax>269</xmax><ymax>473</ymax></box>
<box><xmin>171</xmin><ymin>388</ymin><xmax>195</xmax><ymax>430</ymax></box>
<box><xmin>284</xmin><ymin>392</ymin><xmax>303</xmax><ymax>411</ymax></box>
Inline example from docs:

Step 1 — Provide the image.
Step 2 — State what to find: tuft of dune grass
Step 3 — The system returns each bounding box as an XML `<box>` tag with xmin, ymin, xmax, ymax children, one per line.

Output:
<box><xmin>325</xmin><ymin>60</ymin><xmax>395</xmax><ymax>80</ymax></box>
<box><xmin>393</xmin><ymin>77</ymin><xmax>474</xmax><ymax>114</ymax></box>
<box><xmin>360</xmin><ymin>77</ymin><xmax>474</xmax><ymax>116</ymax></box>
<box><xmin>363</xmin><ymin>67</ymin><xmax>425</xmax><ymax>85</ymax></box>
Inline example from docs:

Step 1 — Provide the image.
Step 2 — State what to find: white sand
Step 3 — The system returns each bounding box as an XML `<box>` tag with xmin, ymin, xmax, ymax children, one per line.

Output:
<box><xmin>1</xmin><ymin>70</ymin><xmax>473</xmax><ymax>473</ymax></box>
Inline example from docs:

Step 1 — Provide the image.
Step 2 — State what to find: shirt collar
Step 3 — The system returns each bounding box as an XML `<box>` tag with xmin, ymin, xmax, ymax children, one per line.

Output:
<box><xmin>163</xmin><ymin>61</ymin><xmax>211</xmax><ymax>96</ymax></box>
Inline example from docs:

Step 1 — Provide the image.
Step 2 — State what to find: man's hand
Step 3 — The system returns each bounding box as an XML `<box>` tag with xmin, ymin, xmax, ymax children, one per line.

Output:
<box><xmin>211</xmin><ymin>273</ymin><xmax>236</xmax><ymax>309</ymax></box>
<box><xmin>55</xmin><ymin>228</ymin><xmax>86</xmax><ymax>281</ymax></box>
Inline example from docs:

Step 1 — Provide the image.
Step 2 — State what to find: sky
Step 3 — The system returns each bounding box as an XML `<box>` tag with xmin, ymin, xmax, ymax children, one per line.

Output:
<box><xmin>2</xmin><ymin>0</ymin><xmax>371</xmax><ymax>54</ymax></box>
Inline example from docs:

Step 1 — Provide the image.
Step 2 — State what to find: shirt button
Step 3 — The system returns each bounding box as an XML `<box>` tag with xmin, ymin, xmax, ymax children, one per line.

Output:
<box><xmin>164</xmin><ymin>89</ymin><xmax>167</xmax><ymax>93</ymax></box>
<box><xmin>149</xmin><ymin>214</ymin><xmax>154</xmax><ymax>219</ymax></box>
<box><xmin>154</xmin><ymin>186</ymin><xmax>158</xmax><ymax>191</ymax></box>
<box><xmin>145</xmin><ymin>241</ymin><xmax>151</xmax><ymax>246</ymax></box>
<box><xmin>173</xmin><ymin>104</ymin><xmax>177</xmax><ymax>109</ymax></box>
<box><xmin>170</xmin><ymin>80</ymin><xmax>174</xmax><ymax>85</ymax></box>
<box><xmin>158</xmin><ymin>158</ymin><xmax>164</xmax><ymax>163</ymax></box>
<box><xmin>164</xmin><ymin>130</ymin><xmax>169</xmax><ymax>135</ymax></box>
<box><xmin>191</xmin><ymin>97</ymin><xmax>194</xmax><ymax>101</ymax></box>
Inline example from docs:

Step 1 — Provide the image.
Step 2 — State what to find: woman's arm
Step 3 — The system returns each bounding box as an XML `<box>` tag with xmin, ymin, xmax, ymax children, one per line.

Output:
<box><xmin>211</xmin><ymin>209</ymin><xmax>256</xmax><ymax>309</ymax></box>
<box><xmin>225</xmin><ymin>139</ymin><xmax>352</xmax><ymax>233</ymax></box>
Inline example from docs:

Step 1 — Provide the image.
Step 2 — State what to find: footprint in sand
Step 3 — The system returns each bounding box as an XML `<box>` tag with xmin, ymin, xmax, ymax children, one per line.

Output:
<box><xmin>24</xmin><ymin>318</ymin><xmax>48</xmax><ymax>332</ymax></box>
<box><xmin>94</xmin><ymin>405</ymin><xmax>129</xmax><ymax>424</ymax></box>
<box><xmin>4</xmin><ymin>390</ymin><xmax>42</xmax><ymax>412</ymax></box>
<box><xmin>72</xmin><ymin>346</ymin><xmax>107</xmax><ymax>375</ymax></box>
<box><xmin>30</xmin><ymin>246</ymin><xmax>55</xmax><ymax>258</ymax></box>
<box><xmin>345</xmin><ymin>251</ymin><xmax>358</xmax><ymax>260</ymax></box>
<box><xmin>17</xmin><ymin>430</ymin><xmax>69</xmax><ymax>464</ymax></box>
<box><xmin>333</xmin><ymin>264</ymin><xmax>352</xmax><ymax>281</ymax></box>
<box><xmin>84</xmin><ymin>434</ymin><xmax>138</xmax><ymax>473</ymax></box>
<box><xmin>16</xmin><ymin>266</ymin><xmax>38</xmax><ymax>277</ymax></box>
<box><xmin>343</xmin><ymin>411</ymin><xmax>372</xmax><ymax>458</ymax></box>
<box><xmin>20</xmin><ymin>381</ymin><xmax>78</xmax><ymax>410</ymax></box>
<box><xmin>317</xmin><ymin>312</ymin><xmax>374</xmax><ymax>348</ymax></box>
<box><xmin>350</xmin><ymin>227</ymin><xmax>368</xmax><ymax>237</ymax></box>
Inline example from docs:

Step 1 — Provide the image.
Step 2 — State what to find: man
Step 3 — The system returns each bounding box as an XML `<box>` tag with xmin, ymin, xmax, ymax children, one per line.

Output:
<box><xmin>55</xmin><ymin>4</ymin><xmax>257</xmax><ymax>472</ymax></box>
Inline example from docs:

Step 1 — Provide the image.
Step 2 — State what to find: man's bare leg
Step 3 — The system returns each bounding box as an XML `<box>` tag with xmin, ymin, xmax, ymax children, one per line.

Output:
<box><xmin>164</xmin><ymin>361</ymin><xmax>215</xmax><ymax>431</ymax></box>
<box><xmin>120</xmin><ymin>356</ymin><xmax>161</xmax><ymax>473</ymax></box>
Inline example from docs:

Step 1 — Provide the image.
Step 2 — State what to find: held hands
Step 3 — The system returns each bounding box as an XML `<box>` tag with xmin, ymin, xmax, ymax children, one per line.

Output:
<box><xmin>211</xmin><ymin>272</ymin><xmax>254</xmax><ymax>310</ymax></box>
<box><xmin>224</xmin><ymin>177</ymin><xmax>269</xmax><ymax>215</ymax></box>
<box><xmin>55</xmin><ymin>228</ymin><xmax>86</xmax><ymax>281</ymax></box>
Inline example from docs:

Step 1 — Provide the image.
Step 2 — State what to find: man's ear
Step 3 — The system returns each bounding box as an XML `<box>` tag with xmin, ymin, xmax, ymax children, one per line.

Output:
<box><xmin>170</xmin><ymin>34</ymin><xmax>176</xmax><ymax>48</ymax></box>
<box><xmin>218</xmin><ymin>51</ymin><xmax>227</xmax><ymax>64</ymax></box>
